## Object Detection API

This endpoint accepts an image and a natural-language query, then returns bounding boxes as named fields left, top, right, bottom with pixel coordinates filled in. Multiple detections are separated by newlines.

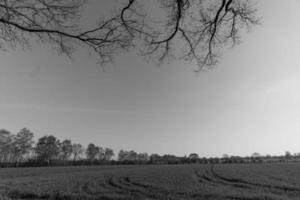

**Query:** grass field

left=1, top=163, right=300, bottom=200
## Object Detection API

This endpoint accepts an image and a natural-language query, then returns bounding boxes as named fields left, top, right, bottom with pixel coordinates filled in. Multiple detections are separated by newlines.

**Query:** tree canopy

left=0, top=0, right=259, bottom=70
left=35, top=135, right=60, bottom=165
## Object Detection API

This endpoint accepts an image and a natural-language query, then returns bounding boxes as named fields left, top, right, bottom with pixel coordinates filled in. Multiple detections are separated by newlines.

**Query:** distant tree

left=137, top=153, right=149, bottom=162
left=294, top=153, right=300, bottom=158
left=149, top=154, right=162, bottom=164
left=250, top=152, right=262, bottom=163
left=60, top=139, right=73, bottom=161
left=0, top=129, right=14, bottom=165
left=188, top=153, right=199, bottom=163
left=72, top=143, right=83, bottom=161
left=0, top=129, right=10, bottom=143
left=104, top=148, right=114, bottom=161
left=162, top=154, right=180, bottom=164
left=117, top=150, right=137, bottom=161
left=35, top=135, right=60, bottom=166
left=118, top=150, right=126, bottom=161
left=251, top=152, right=261, bottom=158
left=128, top=150, right=138, bottom=161
left=13, top=128, right=35, bottom=165
left=86, top=143, right=99, bottom=161
left=97, top=147, right=105, bottom=161
left=285, top=151, right=292, bottom=159
left=222, top=154, right=229, bottom=158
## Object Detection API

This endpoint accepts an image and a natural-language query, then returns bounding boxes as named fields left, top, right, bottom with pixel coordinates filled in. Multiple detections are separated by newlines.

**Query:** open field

left=1, top=163, right=300, bottom=200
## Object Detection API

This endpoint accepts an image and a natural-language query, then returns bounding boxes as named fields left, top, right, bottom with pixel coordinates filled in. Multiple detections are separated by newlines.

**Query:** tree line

left=1, top=128, right=299, bottom=168
left=0, top=128, right=115, bottom=167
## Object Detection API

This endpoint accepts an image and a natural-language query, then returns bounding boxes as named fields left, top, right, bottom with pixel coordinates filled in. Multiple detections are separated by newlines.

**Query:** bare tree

left=13, top=128, right=35, bottom=166
left=0, top=0, right=258, bottom=70
left=0, top=129, right=13, bottom=165
left=60, top=139, right=73, bottom=161
left=85, top=143, right=99, bottom=161
left=104, top=148, right=114, bottom=161
left=97, top=146, right=105, bottom=161
left=72, top=143, right=83, bottom=162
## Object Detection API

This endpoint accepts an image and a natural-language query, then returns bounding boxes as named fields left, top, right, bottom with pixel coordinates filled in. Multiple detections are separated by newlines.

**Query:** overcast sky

left=1, top=0, right=300, bottom=157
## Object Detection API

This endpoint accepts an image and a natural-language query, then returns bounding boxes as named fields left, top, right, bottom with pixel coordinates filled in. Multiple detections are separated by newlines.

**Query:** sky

left=1, top=0, right=300, bottom=157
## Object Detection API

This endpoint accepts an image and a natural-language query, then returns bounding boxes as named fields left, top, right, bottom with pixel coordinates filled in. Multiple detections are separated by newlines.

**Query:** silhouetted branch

left=0, top=0, right=259, bottom=70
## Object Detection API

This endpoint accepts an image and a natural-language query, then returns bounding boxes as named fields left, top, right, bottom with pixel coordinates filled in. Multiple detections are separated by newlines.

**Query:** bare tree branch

left=0, top=0, right=259, bottom=70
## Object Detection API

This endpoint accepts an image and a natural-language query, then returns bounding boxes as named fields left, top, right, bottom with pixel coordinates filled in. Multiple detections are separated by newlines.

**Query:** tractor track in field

left=105, top=176, right=220, bottom=200
left=195, top=169, right=218, bottom=186
left=197, top=165, right=300, bottom=197
left=211, top=166, right=300, bottom=193
left=105, top=176, right=173, bottom=200
left=195, top=168, right=250, bottom=189
left=193, top=165, right=300, bottom=200
left=193, top=169, right=275, bottom=200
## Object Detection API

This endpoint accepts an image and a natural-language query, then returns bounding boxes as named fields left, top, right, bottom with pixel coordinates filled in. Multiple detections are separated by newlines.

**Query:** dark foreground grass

left=1, top=163, right=300, bottom=200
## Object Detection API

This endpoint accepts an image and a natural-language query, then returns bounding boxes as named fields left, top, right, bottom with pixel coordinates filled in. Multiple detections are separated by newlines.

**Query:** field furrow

left=1, top=164, right=300, bottom=200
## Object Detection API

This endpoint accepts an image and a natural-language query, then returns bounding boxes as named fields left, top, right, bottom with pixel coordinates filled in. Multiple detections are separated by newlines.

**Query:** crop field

left=1, top=163, right=300, bottom=200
